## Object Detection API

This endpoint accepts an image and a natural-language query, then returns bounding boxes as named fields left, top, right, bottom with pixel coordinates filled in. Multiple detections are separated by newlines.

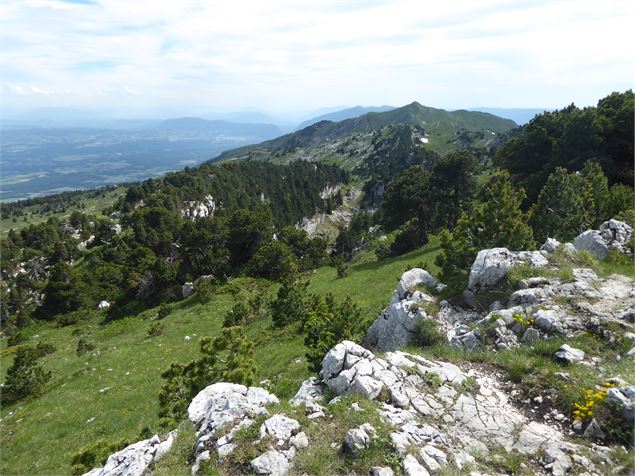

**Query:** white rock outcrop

left=467, top=247, right=548, bottom=294
left=365, top=268, right=442, bottom=351
left=81, top=431, right=177, bottom=476
left=182, top=195, right=216, bottom=219
left=573, top=219, right=633, bottom=259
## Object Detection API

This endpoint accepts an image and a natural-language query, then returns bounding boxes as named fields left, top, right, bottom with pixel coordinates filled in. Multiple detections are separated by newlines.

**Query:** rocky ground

left=81, top=221, right=634, bottom=476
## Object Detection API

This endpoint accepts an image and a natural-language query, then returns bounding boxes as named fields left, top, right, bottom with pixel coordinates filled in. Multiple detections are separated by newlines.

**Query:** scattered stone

left=403, top=454, right=430, bottom=476
left=555, top=344, right=585, bottom=364
left=250, top=449, right=290, bottom=476
left=259, top=414, right=300, bottom=442
left=289, top=377, right=323, bottom=406
left=343, top=427, right=371, bottom=453
left=371, top=467, right=395, bottom=476
left=467, top=247, right=547, bottom=294
left=540, top=237, right=561, bottom=253
left=522, top=327, right=540, bottom=343
left=289, top=432, right=309, bottom=450
left=366, top=268, right=442, bottom=351
left=605, top=386, right=635, bottom=422
left=182, top=282, right=194, bottom=299
left=582, top=418, right=606, bottom=441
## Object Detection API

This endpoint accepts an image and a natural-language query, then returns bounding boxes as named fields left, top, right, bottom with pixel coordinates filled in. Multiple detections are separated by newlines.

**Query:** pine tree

left=2, top=346, right=52, bottom=405
left=158, top=327, right=256, bottom=428
left=436, top=171, right=534, bottom=294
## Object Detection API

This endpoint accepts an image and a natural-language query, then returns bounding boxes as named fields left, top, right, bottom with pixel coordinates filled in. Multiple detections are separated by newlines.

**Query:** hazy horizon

left=2, top=0, right=633, bottom=120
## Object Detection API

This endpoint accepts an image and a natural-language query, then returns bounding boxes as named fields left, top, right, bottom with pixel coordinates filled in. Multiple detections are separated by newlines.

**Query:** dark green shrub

left=157, top=304, right=171, bottom=319
left=76, top=337, right=96, bottom=356
left=148, top=322, right=165, bottom=337
left=271, top=273, right=310, bottom=328
left=35, top=341, right=57, bottom=357
left=158, top=327, right=257, bottom=428
left=70, top=438, right=129, bottom=475
left=2, top=346, right=52, bottom=405
left=55, top=309, right=97, bottom=327
left=195, top=278, right=217, bottom=304
left=336, top=260, right=350, bottom=278
left=304, top=294, right=365, bottom=371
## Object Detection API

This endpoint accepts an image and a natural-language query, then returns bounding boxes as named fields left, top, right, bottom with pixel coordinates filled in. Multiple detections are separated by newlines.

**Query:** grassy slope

left=0, top=237, right=442, bottom=476
left=0, top=187, right=126, bottom=236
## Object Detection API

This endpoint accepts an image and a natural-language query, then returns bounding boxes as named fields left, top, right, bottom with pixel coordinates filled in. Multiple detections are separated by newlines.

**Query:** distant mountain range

left=215, top=101, right=517, bottom=163
left=467, top=107, right=550, bottom=125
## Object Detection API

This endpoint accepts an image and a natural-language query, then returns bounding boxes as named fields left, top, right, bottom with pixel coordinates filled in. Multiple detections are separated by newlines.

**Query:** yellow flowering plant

left=512, top=312, right=535, bottom=327
left=572, top=382, right=614, bottom=420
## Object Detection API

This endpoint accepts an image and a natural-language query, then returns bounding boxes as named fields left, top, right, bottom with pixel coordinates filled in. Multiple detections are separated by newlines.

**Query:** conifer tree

left=436, top=171, right=534, bottom=294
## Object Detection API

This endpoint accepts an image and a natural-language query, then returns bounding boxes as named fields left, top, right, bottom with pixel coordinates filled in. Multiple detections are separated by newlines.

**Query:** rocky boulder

left=366, top=268, right=442, bottom=351
left=467, top=248, right=548, bottom=294
left=573, top=219, right=633, bottom=260
left=82, top=431, right=177, bottom=476
left=555, top=344, right=585, bottom=364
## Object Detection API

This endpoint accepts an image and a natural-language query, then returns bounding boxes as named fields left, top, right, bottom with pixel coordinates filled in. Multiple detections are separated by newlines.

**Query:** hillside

left=296, top=106, right=395, bottom=130
left=214, top=101, right=517, bottom=164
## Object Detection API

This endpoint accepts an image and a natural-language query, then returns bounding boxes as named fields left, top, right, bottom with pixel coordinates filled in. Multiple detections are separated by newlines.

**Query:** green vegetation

left=1, top=186, right=126, bottom=236
left=0, top=240, right=442, bottom=475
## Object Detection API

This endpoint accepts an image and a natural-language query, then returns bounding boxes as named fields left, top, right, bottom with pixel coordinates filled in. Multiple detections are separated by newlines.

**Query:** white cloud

left=1, top=0, right=633, bottom=115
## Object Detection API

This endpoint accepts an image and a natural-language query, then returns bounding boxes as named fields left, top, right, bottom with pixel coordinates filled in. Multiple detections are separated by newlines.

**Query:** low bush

left=70, top=438, right=129, bottom=475
left=76, top=337, right=96, bottom=356
left=35, top=341, right=57, bottom=357
left=2, top=346, right=52, bottom=406
left=148, top=322, right=166, bottom=337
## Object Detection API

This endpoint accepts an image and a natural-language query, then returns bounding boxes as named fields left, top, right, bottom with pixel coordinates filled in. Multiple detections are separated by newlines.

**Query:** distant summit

left=215, top=101, right=517, bottom=163
left=296, top=105, right=395, bottom=130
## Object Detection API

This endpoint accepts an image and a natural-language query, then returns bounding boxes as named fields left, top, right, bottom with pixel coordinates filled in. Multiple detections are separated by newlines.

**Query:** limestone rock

left=259, top=414, right=300, bottom=441
left=82, top=431, right=177, bottom=476
left=582, top=418, right=606, bottom=441
left=366, top=268, right=442, bottom=351
left=250, top=449, right=290, bottom=476
left=574, top=219, right=633, bottom=260
left=289, top=377, right=323, bottom=407
left=343, top=427, right=371, bottom=453
left=605, top=386, right=635, bottom=422
left=182, top=282, right=194, bottom=299
left=403, top=454, right=430, bottom=476
left=371, top=467, right=395, bottom=476
left=540, top=237, right=561, bottom=253
left=555, top=344, right=585, bottom=364
left=396, top=268, right=444, bottom=299
left=188, top=383, right=278, bottom=428
left=467, top=248, right=547, bottom=294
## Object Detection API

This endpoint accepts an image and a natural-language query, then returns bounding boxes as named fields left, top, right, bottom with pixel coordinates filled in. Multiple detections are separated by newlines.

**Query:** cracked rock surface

left=318, top=340, right=600, bottom=475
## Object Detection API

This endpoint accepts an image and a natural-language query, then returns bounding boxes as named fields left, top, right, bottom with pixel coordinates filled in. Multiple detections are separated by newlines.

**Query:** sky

left=1, top=0, right=634, bottom=119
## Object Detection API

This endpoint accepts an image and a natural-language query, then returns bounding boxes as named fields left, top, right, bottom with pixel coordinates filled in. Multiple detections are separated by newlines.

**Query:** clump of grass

left=415, top=319, right=446, bottom=347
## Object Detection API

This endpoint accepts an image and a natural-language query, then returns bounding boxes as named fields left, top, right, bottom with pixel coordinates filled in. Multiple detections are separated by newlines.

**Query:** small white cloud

left=122, top=84, right=141, bottom=96
left=30, top=86, right=50, bottom=95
